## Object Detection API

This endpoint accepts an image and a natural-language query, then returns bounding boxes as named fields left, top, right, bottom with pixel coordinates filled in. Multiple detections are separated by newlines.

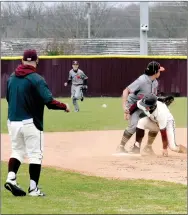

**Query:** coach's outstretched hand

left=65, top=103, right=70, bottom=112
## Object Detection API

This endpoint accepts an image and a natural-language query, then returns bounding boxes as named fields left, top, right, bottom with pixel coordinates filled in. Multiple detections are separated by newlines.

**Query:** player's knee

left=126, top=126, right=136, bottom=135
left=28, top=152, right=43, bottom=165
left=11, top=151, right=25, bottom=163
left=73, top=96, right=78, bottom=100
left=148, top=131, right=158, bottom=137
left=123, top=130, right=133, bottom=138
left=137, top=119, right=145, bottom=130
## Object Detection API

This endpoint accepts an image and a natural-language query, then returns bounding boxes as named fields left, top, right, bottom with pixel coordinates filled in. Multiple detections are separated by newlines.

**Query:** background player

left=5, top=49, right=70, bottom=197
left=64, top=61, right=88, bottom=112
left=132, top=93, right=187, bottom=156
left=116, top=61, right=165, bottom=154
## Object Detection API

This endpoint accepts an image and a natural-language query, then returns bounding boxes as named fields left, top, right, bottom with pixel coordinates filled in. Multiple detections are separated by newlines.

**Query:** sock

left=73, top=98, right=79, bottom=111
left=120, top=130, right=133, bottom=147
left=135, top=128, right=145, bottom=147
left=134, top=141, right=141, bottom=148
left=29, top=164, right=41, bottom=190
left=30, top=180, right=37, bottom=191
left=8, top=158, right=21, bottom=178
left=7, top=171, right=16, bottom=180
left=147, top=131, right=158, bottom=146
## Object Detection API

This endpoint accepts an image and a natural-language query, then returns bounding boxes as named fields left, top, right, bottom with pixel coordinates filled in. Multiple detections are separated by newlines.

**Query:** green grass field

left=1, top=162, right=187, bottom=214
left=1, top=97, right=187, bottom=214
left=1, top=97, right=187, bottom=133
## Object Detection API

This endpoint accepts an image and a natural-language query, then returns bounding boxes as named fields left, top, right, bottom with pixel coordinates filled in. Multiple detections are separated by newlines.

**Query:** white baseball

left=64, top=82, right=68, bottom=87
left=102, top=104, right=107, bottom=108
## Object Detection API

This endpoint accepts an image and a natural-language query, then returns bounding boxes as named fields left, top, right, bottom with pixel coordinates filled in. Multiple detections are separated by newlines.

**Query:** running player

left=64, top=61, right=88, bottom=112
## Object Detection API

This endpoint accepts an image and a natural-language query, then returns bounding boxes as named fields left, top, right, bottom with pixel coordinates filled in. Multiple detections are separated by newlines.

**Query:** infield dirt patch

left=1, top=128, right=187, bottom=185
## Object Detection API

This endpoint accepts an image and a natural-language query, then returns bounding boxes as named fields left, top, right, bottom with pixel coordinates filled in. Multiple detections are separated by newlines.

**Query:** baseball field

left=1, top=97, right=187, bottom=214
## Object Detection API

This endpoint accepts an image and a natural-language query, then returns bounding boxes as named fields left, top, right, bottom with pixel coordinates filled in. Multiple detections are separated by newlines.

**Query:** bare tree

left=1, top=1, right=187, bottom=39
left=149, top=2, right=187, bottom=38
left=1, top=2, right=19, bottom=37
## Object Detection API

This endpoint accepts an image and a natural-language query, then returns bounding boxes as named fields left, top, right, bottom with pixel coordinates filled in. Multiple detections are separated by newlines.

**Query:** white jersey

left=137, top=100, right=174, bottom=129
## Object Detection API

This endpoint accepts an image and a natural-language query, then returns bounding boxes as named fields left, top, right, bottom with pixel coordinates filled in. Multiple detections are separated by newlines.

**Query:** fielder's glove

left=81, top=85, right=88, bottom=91
left=157, top=95, right=174, bottom=106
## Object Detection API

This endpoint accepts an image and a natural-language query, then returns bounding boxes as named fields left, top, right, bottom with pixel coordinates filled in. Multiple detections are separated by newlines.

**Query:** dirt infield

left=1, top=128, right=187, bottom=185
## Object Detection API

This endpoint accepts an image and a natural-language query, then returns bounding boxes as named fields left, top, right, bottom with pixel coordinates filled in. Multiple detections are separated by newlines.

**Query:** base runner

left=64, top=61, right=88, bottom=112
left=132, top=93, right=187, bottom=156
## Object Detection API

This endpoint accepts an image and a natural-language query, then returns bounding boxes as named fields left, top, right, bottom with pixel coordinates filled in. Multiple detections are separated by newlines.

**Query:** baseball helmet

left=145, top=61, right=165, bottom=76
left=139, top=93, right=157, bottom=111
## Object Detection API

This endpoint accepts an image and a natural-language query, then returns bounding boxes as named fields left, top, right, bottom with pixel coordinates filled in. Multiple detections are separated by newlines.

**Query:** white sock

left=135, top=142, right=140, bottom=148
left=7, top=171, right=16, bottom=180
left=30, top=180, right=37, bottom=191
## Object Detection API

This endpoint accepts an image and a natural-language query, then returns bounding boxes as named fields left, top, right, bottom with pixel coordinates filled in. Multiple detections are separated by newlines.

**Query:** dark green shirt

left=6, top=72, right=53, bottom=131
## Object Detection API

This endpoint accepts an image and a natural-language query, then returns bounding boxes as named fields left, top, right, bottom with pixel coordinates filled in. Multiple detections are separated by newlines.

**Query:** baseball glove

left=81, top=85, right=88, bottom=91
left=157, top=95, right=174, bottom=106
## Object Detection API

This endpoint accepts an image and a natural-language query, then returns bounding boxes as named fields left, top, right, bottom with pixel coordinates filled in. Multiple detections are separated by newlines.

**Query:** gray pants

left=126, top=109, right=143, bottom=134
left=71, top=85, right=83, bottom=111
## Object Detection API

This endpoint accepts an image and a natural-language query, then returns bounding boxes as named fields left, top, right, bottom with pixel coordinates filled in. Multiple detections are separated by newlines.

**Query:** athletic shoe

left=28, top=187, right=45, bottom=197
left=142, top=145, right=155, bottom=155
left=75, top=109, right=79, bottom=112
left=4, top=179, right=26, bottom=196
left=116, top=145, right=128, bottom=153
left=81, top=97, right=84, bottom=102
left=128, top=145, right=141, bottom=155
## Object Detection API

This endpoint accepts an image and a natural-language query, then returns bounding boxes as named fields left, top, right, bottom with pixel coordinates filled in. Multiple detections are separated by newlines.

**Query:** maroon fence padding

left=1, top=57, right=187, bottom=98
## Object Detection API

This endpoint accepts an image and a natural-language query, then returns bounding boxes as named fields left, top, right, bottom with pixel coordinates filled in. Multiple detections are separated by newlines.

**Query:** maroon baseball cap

left=23, top=49, right=38, bottom=62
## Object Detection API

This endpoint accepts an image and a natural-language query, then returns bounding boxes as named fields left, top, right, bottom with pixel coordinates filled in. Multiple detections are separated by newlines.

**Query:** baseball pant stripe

left=39, top=131, right=43, bottom=164
left=172, top=120, right=177, bottom=147
left=40, top=131, right=41, bottom=152
left=166, top=120, right=177, bottom=150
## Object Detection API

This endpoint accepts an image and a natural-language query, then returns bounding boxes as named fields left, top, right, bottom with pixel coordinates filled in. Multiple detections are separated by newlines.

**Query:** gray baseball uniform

left=126, top=74, right=158, bottom=134
left=68, top=69, right=88, bottom=111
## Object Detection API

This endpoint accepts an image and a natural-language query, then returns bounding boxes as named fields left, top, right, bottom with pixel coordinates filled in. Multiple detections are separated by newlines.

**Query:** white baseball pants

left=137, top=117, right=178, bottom=151
left=7, top=118, right=43, bottom=164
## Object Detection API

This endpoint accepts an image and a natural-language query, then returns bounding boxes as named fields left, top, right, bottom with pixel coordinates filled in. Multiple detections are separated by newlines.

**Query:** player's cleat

left=142, top=145, right=155, bottom=155
left=28, top=187, right=45, bottom=197
left=116, top=145, right=128, bottom=153
left=128, top=145, right=140, bottom=155
left=75, top=109, right=79, bottom=112
left=4, top=179, right=26, bottom=197
left=114, top=145, right=141, bottom=156
left=81, top=97, right=84, bottom=102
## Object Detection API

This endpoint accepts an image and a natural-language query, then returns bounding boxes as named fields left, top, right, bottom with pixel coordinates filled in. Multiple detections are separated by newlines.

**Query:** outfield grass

left=1, top=97, right=187, bottom=133
left=1, top=162, right=187, bottom=214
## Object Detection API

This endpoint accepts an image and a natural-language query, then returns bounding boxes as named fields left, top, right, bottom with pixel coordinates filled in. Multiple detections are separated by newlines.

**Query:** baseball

left=102, top=104, right=107, bottom=108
